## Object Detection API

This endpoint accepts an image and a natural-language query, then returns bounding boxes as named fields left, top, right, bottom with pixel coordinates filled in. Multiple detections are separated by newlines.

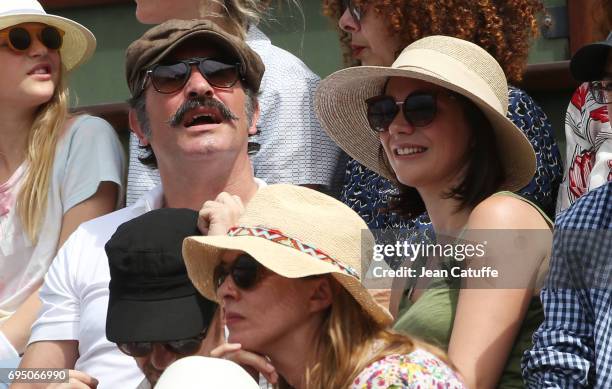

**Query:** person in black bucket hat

left=105, top=208, right=217, bottom=389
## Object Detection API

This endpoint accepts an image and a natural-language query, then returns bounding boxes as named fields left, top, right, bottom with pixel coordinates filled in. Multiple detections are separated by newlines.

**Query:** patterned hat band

left=227, top=226, right=360, bottom=279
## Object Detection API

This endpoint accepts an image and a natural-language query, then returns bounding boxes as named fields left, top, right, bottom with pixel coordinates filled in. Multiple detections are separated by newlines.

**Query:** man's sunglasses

left=117, top=332, right=206, bottom=357
left=366, top=92, right=448, bottom=132
left=341, top=0, right=362, bottom=24
left=0, top=25, right=63, bottom=53
left=144, top=57, right=242, bottom=94
left=213, top=254, right=265, bottom=291
left=590, top=80, right=612, bottom=104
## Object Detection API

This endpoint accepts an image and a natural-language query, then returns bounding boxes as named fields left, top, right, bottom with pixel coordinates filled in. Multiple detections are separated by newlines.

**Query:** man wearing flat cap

left=17, top=19, right=265, bottom=389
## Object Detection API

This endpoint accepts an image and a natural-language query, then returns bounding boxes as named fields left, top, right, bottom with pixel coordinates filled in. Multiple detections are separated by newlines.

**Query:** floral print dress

left=351, top=349, right=466, bottom=388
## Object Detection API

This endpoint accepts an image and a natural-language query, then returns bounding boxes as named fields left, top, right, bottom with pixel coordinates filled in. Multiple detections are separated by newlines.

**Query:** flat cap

left=125, top=19, right=265, bottom=96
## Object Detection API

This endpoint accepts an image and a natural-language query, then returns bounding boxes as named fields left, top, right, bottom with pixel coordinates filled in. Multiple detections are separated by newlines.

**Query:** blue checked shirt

left=522, top=182, right=612, bottom=388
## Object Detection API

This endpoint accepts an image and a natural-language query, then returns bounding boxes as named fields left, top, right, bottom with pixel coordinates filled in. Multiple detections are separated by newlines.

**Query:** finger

left=224, top=349, right=277, bottom=376
left=67, top=370, right=98, bottom=388
left=210, top=342, right=242, bottom=358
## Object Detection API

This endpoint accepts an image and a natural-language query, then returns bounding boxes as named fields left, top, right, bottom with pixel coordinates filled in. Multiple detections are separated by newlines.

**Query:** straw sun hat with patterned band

left=183, top=184, right=393, bottom=326
left=315, top=35, right=536, bottom=192
left=0, top=0, right=96, bottom=71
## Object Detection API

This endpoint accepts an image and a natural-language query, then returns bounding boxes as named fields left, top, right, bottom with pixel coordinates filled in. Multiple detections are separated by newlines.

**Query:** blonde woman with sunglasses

left=0, top=0, right=124, bottom=358
left=183, top=184, right=466, bottom=389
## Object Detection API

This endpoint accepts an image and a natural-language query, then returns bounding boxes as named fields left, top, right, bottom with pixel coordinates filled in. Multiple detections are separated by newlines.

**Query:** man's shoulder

left=556, top=182, right=612, bottom=230
left=72, top=204, right=147, bottom=245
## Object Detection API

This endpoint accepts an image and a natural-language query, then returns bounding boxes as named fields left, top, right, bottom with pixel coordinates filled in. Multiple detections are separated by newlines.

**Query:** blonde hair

left=198, top=0, right=300, bottom=39
left=17, top=69, right=70, bottom=243
left=300, top=281, right=453, bottom=388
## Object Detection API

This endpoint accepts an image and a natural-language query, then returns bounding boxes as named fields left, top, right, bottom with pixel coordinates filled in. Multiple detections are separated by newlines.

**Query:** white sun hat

left=0, top=0, right=96, bottom=71
left=155, top=356, right=260, bottom=389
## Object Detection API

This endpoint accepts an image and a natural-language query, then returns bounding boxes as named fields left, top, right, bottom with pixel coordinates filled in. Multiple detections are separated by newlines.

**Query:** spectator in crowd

left=105, top=209, right=219, bottom=389
left=15, top=19, right=266, bottom=389
left=316, top=35, right=553, bottom=388
left=522, top=33, right=612, bottom=388
left=556, top=0, right=611, bottom=213
left=182, top=184, right=467, bottom=388
left=321, top=0, right=562, bottom=229
left=0, top=0, right=124, bottom=360
left=126, top=0, right=342, bottom=205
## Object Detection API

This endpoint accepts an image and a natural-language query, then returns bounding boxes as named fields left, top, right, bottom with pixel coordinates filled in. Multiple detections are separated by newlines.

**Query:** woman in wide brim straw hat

left=0, top=0, right=124, bottom=358
left=315, top=35, right=554, bottom=388
left=183, top=184, right=466, bottom=388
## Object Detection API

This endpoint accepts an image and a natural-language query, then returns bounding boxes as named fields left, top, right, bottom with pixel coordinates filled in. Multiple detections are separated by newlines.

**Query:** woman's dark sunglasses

left=117, top=333, right=206, bottom=357
left=366, top=92, right=440, bottom=132
left=341, top=0, right=362, bottom=24
left=213, top=254, right=264, bottom=291
left=0, top=25, right=63, bottom=53
left=144, top=57, right=242, bottom=94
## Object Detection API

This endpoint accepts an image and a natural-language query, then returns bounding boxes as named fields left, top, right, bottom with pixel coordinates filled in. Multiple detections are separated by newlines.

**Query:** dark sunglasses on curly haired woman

left=117, top=332, right=206, bottom=358
left=0, top=24, right=64, bottom=53
left=341, top=0, right=362, bottom=24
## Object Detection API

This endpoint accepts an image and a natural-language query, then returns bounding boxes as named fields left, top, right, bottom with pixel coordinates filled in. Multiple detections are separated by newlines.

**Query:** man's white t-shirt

left=30, top=179, right=266, bottom=389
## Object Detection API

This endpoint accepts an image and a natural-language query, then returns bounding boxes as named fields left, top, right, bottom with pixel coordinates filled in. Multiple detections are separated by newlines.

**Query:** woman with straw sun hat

left=183, top=184, right=466, bottom=388
left=0, top=0, right=124, bottom=358
left=315, top=35, right=553, bottom=388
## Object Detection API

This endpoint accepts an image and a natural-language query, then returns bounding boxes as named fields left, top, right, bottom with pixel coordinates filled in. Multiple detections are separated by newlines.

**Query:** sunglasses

left=213, top=254, right=265, bottom=291
left=117, top=332, right=206, bottom=358
left=144, top=57, right=242, bottom=94
left=0, top=25, right=63, bottom=53
left=366, top=91, right=449, bottom=132
left=341, top=0, right=362, bottom=24
left=590, top=80, right=612, bottom=104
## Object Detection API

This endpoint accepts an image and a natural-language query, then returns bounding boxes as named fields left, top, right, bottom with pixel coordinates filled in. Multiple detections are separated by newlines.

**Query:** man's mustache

left=167, top=96, right=238, bottom=127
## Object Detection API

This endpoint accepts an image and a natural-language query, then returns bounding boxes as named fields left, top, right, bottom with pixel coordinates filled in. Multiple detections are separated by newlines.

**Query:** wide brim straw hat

left=183, top=184, right=393, bottom=326
left=315, top=35, right=536, bottom=192
left=0, top=0, right=96, bottom=71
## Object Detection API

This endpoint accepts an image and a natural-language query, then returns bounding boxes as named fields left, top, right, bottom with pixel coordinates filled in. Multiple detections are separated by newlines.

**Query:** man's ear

left=247, top=100, right=260, bottom=136
left=129, top=108, right=149, bottom=146
left=308, top=277, right=333, bottom=314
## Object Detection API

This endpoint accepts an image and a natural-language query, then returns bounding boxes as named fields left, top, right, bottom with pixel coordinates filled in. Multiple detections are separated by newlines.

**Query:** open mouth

left=183, top=109, right=223, bottom=127
left=395, top=146, right=427, bottom=156
left=28, top=64, right=51, bottom=75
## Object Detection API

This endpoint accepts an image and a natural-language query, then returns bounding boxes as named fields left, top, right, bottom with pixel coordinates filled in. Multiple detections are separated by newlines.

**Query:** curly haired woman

left=322, top=0, right=562, bottom=232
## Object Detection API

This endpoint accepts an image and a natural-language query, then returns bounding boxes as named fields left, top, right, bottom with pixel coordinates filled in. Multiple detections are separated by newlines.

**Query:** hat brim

left=106, top=293, right=215, bottom=343
left=570, top=41, right=612, bottom=82
left=315, top=66, right=536, bottom=192
left=0, top=14, right=96, bottom=71
left=182, top=235, right=393, bottom=326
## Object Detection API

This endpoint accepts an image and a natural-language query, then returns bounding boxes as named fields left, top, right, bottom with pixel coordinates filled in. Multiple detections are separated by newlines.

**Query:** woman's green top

left=393, top=192, right=552, bottom=388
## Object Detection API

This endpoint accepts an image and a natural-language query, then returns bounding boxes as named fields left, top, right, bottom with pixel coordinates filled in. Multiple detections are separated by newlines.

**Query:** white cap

left=155, top=356, right=260, bottom=389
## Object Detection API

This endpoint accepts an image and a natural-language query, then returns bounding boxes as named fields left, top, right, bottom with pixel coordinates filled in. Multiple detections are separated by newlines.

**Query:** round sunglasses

left=589, top=80, right=612, bottom=105
left=143, top=57, right=242, bottom=94
left=213, top=254, right=265, bottom=291
left=0, top=25, right=63, bottom=53
left=117, top=332, right=206, bottom=358
left=366, top=91, right=445, bottom=132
